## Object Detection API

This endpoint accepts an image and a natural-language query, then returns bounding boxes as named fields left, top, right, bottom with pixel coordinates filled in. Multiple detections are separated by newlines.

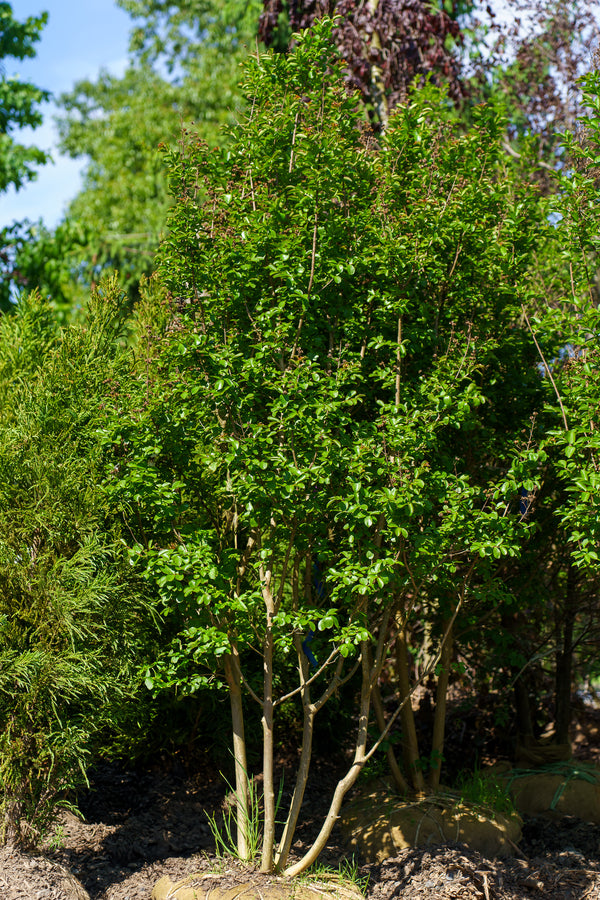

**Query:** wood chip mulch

left=2, top=763, right=600, bottom=900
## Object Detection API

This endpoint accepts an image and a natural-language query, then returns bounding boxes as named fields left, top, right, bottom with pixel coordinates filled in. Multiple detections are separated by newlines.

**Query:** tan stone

left=214, top=882, right=256, bottom=899
left=151, top=875, right=204, bottom=899
left=152, top=873, right=364, bottom=900
left=340, top=783, right=521, bottom=863
left=498, top=764, right=600, bottom=823
left=151, top=876, right=174, bottom=900
left=172, top=889, right=201, bottom=900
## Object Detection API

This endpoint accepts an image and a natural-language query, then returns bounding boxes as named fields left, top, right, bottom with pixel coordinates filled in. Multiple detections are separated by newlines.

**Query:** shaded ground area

left=367, top=837, right=600, bottom=900
left=2, top=760, right=600, bottom=900
left=4, top=697, right=600, bottom=898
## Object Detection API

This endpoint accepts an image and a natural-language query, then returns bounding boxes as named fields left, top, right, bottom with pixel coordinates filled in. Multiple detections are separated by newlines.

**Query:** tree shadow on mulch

left=365, top=835, right=600, bottom=900
left=51, top=756, right=350, bottom=899
left=44, top=759, right=600, bottom=900
left=51, top=763, right=220, bottom=898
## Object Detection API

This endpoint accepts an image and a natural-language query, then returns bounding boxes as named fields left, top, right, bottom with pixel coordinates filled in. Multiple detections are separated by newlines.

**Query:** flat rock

left=340, top=782, right=521, bottom=863
left=152, top=872, right=364, bottom=900
left=496, top=762, right=600, bottom=823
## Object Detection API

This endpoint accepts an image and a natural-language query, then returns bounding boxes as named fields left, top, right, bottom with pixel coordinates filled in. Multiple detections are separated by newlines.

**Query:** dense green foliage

left=2, top=0, right=600, bottom=874
left=99, top=22, right=558, bottom=872
left=0, top=2, right=49, bottom=194
left=0, top=280, right=156, bottom=846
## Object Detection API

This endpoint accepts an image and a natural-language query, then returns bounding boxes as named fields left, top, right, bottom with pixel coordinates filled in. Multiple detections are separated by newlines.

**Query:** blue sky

left=1, top=0, right=133, bottom=229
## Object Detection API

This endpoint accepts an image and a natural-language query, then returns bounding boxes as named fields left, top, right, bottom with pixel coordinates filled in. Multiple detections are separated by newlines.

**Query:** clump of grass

left=206, top=775, right=264, bottom=863
left=206, top=772, right=284, bottom=865
left=453, top=765, right=516, bottom=818
left=300, top=856, right=370, bottom=896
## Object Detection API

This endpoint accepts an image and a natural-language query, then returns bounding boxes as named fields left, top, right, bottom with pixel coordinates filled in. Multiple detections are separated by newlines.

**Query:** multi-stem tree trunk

left=224, top=651, right=250, bottom=860
left=283, top=607, right=393, bottom=876
left=428, top=620, right=453, bottom=791
left=274, top=633, right=315, bottom=871
left=555, top=564, right=577, bottom=745
left=283, top=639, right=375, bottom=877
left=395, top=616, right=425, bottom=793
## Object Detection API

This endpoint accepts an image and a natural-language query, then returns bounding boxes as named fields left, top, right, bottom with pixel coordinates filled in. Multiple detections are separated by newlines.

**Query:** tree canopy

left=0, top=2, right=50, bottom=194
left=100, top=20, right=563, bottom=873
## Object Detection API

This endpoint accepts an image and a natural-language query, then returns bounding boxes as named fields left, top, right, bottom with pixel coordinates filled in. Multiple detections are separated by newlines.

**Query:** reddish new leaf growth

left=258, top=0, right=465, bottom=127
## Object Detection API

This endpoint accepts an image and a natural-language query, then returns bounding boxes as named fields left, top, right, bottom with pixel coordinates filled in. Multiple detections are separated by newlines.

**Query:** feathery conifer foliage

left=0, top=279, right=154, bottom=847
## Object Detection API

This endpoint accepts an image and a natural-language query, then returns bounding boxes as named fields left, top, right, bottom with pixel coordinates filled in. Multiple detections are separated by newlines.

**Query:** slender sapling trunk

left=427, top=620, right=453, bottom=791
left=260, top=558, right=276, bottom=873
left=224, top=650, right=250, bottom=860
left=395, top=617, right=425, bottom=792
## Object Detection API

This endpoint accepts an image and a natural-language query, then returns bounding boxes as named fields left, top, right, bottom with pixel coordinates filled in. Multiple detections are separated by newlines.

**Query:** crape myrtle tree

left=106, top=21, right=543, bottom=875
left=524, top=66, right=600, bottom=739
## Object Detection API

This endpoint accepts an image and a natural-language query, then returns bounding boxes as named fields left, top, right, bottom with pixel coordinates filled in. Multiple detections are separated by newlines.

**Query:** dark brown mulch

left=365, top=837, right=600, bottom=899
left=3, top=761, right=600, bottom=899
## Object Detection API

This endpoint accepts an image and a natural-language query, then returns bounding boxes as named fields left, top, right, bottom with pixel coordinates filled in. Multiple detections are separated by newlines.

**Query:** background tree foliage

left=0, top=2, right=52, bottom=312
left=0, top=2, right=49, bottom=194
left=259, top=0, right=469, bottom=128
left=8, top=0, right=594, bottom=309
left=55, top=66, right=181, bottom=301
left=0, top=217, right=89, bottom=316
left=470, top=0, right=599, bottom=174
left=47, top=0, right=262, bottom=303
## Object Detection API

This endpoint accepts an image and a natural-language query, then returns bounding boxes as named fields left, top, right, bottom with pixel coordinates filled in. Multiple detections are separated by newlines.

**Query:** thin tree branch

left=522, top=306, right=568, bottom=430
left=363, top=572, right=471, bottom=764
